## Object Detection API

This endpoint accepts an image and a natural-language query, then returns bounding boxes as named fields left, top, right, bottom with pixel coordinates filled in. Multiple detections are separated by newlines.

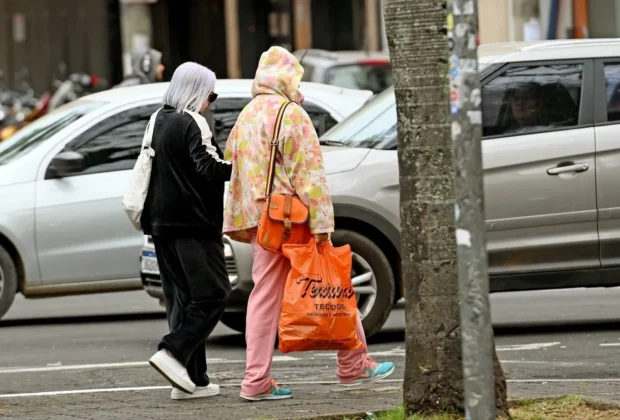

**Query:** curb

left=285, top=396, right=620, bottom=420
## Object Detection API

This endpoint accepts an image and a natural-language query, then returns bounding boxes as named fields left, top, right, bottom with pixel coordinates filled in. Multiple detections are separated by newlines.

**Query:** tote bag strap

left=264, top=101, right=292, bottom=197
left=142, top=108, right=162, bottom=150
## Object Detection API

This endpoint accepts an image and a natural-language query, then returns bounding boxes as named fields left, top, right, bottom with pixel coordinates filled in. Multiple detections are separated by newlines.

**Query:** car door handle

left=546, top=163, right=589, bottom=175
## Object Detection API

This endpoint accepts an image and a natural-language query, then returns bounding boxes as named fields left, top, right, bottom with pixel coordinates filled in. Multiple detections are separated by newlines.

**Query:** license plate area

left=141, top=250, right=159, bottom=275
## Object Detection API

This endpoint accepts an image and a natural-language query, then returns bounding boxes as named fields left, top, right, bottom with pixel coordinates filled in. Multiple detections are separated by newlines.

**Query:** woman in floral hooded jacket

left=224, top=46, right=394, bottom=401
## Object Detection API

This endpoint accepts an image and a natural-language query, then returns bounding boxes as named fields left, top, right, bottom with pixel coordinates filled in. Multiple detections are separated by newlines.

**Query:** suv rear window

left=324, top=63, right=393, bottom=94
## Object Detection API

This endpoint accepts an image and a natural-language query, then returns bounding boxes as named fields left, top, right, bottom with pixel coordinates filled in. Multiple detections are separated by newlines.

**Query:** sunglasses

left=208, top=92, right=218, bottom=103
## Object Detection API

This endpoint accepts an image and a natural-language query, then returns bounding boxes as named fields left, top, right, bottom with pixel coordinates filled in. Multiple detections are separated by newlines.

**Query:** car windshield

left=319, top=63, right=502, bottom=150
left=320, top=86, right=397, bottom=150
left=301, top=62, right=315, bottom=82
left=0, top=99, right=105, bottom=165
left=325, top=63, right=393, bottom=93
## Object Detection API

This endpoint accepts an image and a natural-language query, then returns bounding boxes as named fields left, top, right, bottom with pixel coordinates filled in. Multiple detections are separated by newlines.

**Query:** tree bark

left=383, top=0, right=511, bottom=417
left=384, top=0, right=464, bottom=414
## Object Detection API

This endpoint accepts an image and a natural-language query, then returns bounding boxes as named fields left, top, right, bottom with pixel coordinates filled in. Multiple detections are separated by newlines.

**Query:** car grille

left=143, top=255, right=238, bottom=279
left=226, top=257, right=236, bottom=275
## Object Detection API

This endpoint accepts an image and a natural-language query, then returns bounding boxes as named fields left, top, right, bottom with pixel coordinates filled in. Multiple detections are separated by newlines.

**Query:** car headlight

left=224, top=243, right=233, bottom=258
left=143, top=235, right=154, bottom=247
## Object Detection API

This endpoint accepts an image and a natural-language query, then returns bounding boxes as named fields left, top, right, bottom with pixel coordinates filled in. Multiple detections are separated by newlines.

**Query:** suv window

left=482, top=63, right=583, bottom=137
left=603, top=64, right=620, bottom=122
left=303, top=101, right=338, bottom=136
left=63, top=105, right=159, bottom=176
left=212, top=97, right=252, bottom=149
left=211, top=97, right=338, bottom=148
left=301, top=62, right=315, bottom=82
left=325, top=63, right=393, bottom=94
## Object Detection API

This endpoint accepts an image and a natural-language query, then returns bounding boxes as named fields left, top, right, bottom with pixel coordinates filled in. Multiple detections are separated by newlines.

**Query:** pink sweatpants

left=240, top=233, right=369, bottom=396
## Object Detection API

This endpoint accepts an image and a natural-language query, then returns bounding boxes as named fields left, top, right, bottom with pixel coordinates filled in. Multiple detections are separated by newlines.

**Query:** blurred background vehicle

left=294, top=49, right=392, bottom=94
left=0, top=80, right=371, bottom=320
left=0, top=65, right=107, bottom=142
left=47, top=64, right=109, bottom=112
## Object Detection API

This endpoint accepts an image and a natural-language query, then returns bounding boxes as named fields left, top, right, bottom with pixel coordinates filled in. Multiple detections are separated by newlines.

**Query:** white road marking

left=600, top=343, right=620, bottom=347
left=500, top=360, right=603, bottom=367
left=0, top=361, right=149, bottom=374
left=0, top=386, right=171, bottom=398
left=496, top=342, right=561, bottom=351
left=4, top=378, right=620, bottom=399
left=272, top=355, right=301, bottom=361
left=0, top=380, right=405, bottom=398
left=508, top=379, right=620, bottom=383
left=313, top=348, right=406, bottom=359
left=0, top=356, right=301, bottom=375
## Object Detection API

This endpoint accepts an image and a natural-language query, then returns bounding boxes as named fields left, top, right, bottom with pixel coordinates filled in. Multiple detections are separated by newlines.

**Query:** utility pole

left=448, top=1, right=496, bottom=419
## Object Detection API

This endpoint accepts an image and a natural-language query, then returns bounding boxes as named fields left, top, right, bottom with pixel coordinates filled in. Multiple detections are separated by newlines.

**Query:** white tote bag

left=122, top=109, right=161, bottom=231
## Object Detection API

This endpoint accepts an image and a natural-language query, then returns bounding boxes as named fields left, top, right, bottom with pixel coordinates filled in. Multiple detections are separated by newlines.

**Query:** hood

left=251, top=46, right=303, bottom=102
left=321, top=147, right=370, bottom=175
left=129, top=49, right=162, bottom=83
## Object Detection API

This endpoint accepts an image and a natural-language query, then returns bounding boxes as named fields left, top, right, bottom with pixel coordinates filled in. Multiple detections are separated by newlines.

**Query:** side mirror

left=46, top=151, right=85, bottom=179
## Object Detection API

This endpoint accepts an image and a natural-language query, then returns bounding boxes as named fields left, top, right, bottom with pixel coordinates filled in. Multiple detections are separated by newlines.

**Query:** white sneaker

left=149, top=349, right=196, bottom=394
left=171, top=383, right=220, bottom=400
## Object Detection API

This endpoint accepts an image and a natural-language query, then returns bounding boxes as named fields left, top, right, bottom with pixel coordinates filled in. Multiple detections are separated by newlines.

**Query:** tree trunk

left=384, top=0, right=464, bottom=414
left=383, top=0, right=511, bottom=417
left=494, top=340, right=512, bottom=418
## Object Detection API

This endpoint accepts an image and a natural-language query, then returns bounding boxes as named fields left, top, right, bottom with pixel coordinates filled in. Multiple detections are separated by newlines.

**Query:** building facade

left=479, top=0, right=620, bottom=44
left=5, top=0, right=620, bottom=94
left=0, top=0, right=123, bottom=94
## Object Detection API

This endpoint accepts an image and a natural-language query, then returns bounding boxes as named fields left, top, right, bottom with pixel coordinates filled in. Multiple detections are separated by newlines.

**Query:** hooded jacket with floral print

left=223, top=46, right=334, bottom=243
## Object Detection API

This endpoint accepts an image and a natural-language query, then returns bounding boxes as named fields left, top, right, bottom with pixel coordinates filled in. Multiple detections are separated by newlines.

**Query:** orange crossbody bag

left=257, top=101, right=311, bottom=254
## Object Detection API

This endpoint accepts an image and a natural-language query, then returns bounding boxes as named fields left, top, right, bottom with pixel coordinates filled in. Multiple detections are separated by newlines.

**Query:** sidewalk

left=0, top=358, right=404, bottom=420
left=0, top=381, right=402, bottom=420
left=4, top=361, right=620, bottom=420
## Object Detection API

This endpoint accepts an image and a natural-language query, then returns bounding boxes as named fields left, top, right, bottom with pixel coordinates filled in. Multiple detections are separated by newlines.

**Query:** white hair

left=162, top=62, right=216, bottom=112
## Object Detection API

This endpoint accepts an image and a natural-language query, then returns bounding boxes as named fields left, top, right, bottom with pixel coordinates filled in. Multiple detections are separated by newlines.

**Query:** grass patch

left=362, top=396, right=620, bottom=420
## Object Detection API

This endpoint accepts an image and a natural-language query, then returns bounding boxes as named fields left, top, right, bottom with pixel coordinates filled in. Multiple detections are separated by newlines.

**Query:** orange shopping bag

left=278, top=239, right=365, bottom=353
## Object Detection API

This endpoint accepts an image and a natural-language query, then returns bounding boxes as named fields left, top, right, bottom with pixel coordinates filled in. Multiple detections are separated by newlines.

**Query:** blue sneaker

left=340, top=358, right=395, bottom=387
left=240, top=379, right=292, bottom=401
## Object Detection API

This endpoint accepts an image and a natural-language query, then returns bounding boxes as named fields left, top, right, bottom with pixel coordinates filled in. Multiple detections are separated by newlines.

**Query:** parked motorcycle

left=0, top=65, right=106, bottom=142
left=0, top=69, right=50, bottom=141
left=48, top=66, right=108, bottom=112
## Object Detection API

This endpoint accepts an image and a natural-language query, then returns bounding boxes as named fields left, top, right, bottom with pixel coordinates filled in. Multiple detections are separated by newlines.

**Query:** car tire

left=220, top=312, right=247, bottom=333
left=0, top=245, right=18, bottom=320
left=331, top=229, right=395, bottom=339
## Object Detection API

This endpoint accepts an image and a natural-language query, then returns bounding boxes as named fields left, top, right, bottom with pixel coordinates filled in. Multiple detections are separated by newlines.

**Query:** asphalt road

left=2, top=288, right=620, bottom=418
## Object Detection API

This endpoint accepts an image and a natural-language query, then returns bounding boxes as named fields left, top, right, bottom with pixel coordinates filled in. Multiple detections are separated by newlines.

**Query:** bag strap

left=264, top=101, right=293, bottom=197
left=142, top=108, right=162, bottom=149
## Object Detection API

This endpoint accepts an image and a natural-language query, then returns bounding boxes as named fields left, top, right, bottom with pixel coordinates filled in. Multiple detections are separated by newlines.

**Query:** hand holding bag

left=257, top=101, right=310, bottom=254
left=122, top=108, right=161, bottom=231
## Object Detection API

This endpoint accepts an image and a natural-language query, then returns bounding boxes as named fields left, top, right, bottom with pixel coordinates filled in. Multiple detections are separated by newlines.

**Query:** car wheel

left=0, top=245, right=18, bottom=320
left=220, top=312, right=246, bottom=333
left=331, top=229, right=395, bottom=339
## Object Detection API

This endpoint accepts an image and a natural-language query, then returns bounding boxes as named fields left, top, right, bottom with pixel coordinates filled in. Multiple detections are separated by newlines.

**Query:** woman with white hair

left=142, top=62, right=232, bottom=400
